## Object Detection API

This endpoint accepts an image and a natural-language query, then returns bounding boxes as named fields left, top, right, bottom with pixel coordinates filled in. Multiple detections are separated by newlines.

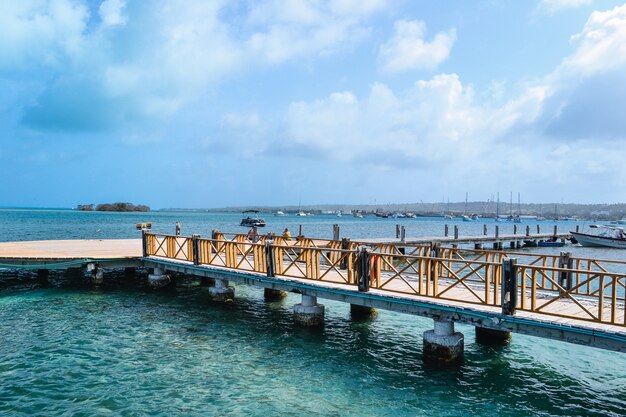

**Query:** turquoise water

left=1, top=209, right=625, bottom=416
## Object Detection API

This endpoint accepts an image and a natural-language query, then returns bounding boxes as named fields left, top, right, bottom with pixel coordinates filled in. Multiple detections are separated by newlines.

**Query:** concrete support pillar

left=293, top=294, right=324, bottom=326
left=264, top=288, right=287, bottom=301
left=148, top=267, right=171, bottom=289
left=423, top=319, right=464, bottom=364
left=350, top=304, right=377, bottom=320
left=475, top=327, right=511, bottom=346
left=88, top=263, right=104, bottom=287
left=474, top=243, right=483, bottom=250
left=208, top=278, right=234, bottom=302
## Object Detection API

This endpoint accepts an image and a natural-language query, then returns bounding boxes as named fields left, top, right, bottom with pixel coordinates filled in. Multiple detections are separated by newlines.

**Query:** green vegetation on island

left=77, top=203, right=150, bottom=212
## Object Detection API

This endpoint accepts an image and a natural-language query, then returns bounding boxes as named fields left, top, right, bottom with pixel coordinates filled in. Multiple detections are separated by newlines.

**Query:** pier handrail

left=143, top=232, right=626, bottom=327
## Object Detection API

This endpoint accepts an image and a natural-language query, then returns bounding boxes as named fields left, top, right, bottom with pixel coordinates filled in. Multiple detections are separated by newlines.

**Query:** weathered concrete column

left=208, top=278, right=234, bottom=302
left=423, top=319, right=464, bottom=364
left=350, top=304, right=377, bottom=320
left=148, top=267, right=171, bottom=289
left=86, top=263, right=105, bottom=287
left=293, top=294, right=324, bottom=326
left=475, top=327, right=511, bottom=346
left=264, top=288, right=287, bottom=301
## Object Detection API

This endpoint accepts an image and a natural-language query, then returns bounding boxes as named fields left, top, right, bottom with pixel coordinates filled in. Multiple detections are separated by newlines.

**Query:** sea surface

left=0, top=209, right=625, bottom=416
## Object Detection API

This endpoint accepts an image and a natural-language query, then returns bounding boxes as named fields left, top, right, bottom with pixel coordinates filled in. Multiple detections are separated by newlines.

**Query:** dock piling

left=208, top=278, right=234, bottom=302
left=294, top=295, right=324, bottom=326
left=148, top=267, right=171, bottom=289
left=423, top=319, right=464, bottom=364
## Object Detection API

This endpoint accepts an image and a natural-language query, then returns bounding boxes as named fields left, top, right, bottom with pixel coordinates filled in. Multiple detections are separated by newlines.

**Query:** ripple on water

left=1, top=285, right=625, bottom=416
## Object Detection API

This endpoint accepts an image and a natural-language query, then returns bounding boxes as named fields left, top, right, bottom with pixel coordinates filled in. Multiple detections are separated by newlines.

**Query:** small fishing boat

left=274, top=211, right=286, bottom=216
left=240, top=210, right=266, bottom=227
left=570, top=225, right=626, bottom=248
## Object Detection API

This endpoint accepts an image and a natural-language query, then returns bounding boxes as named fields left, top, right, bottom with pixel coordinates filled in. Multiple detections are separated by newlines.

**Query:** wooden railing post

left=429, top=242, right=440, bottom=282
left=265, top=240, right=275, bottom=277
left=501, top=257, right=518, bottom=315
left=558, top=251, right=573, bottom=292
left=142, top=230, right=148, bottom=257
left=357, top=247, right=370, bottom=292
left=340, top=238, right=350, bottom=269
left=192, top=234, right=200, bottom=265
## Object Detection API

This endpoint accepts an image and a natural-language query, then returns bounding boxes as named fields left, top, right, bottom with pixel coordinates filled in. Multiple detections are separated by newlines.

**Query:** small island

left=77, top=202, right=150, bottom=212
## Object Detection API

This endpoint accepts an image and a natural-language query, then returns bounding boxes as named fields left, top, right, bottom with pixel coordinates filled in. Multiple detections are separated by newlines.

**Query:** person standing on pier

left=247, top=226, right=259, bottom=242
left=282, top=228, right=292, bottom=241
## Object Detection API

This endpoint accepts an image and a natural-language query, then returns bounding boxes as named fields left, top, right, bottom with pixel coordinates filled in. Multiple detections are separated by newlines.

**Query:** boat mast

left=496, top=192, right=500, bottom=219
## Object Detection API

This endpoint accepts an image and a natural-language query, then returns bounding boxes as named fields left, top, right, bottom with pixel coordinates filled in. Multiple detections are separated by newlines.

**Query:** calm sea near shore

left=1, top=209, right=625, bottom=416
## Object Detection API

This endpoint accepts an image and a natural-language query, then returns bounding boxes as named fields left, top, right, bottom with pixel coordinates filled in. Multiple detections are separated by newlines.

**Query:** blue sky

left=1, top=0, right=626, bottom=208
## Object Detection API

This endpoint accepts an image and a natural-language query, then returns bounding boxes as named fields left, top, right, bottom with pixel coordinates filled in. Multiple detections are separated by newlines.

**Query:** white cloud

left=526, top=4, right=626, bottom=140
left=379, top=20, right=456, bottom=73
left=560, top=4, right=626, bottom=75
left=539, top=0, right=592, bottom=13
left=284, top=74, right=503, bottom=165
left=246, top=0, right=387, bottom=64
left=1, top=0, right=390, bottom=132
left=99, top=0, right=127, bottom=27
left=271, top=2, right=626, bottom=195
left=0, top=0, right=88, bottom=69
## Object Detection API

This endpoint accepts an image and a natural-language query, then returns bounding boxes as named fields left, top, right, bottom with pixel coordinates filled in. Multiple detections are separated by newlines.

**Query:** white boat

left=570, top=225, right=626, bottom=248
left=274, top=211, right=286, bottom=216
left=296, top=211, right=307, bottom=217
left=462, top=215, right=473, bottom=222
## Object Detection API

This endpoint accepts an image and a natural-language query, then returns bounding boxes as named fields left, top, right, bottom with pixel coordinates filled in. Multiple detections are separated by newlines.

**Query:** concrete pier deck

left=1, top=235, right=624, bottom=354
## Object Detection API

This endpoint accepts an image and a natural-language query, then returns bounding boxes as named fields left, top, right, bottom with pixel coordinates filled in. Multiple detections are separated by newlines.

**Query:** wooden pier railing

left=143, top=232, right=626, bottom=328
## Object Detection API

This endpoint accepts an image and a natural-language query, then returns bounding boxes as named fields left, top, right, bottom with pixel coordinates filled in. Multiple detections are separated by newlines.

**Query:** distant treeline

left=77, top=203, right=150, bottom=212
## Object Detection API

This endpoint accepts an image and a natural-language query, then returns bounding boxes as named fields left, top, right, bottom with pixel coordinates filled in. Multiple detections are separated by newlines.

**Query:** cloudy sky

left=1, top=0, right=625, bottom=208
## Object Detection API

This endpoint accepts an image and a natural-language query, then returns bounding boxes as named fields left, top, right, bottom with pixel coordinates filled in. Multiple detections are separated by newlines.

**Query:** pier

left=1, top=231, right=624, bottom=363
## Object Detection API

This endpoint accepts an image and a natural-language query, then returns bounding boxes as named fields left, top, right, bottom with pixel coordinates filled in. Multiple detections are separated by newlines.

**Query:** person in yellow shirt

left=282, top=228, right=292, bottom=241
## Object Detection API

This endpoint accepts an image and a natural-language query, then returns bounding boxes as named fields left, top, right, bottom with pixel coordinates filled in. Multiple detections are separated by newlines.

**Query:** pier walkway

left=1, top=232, right=625, bottom=359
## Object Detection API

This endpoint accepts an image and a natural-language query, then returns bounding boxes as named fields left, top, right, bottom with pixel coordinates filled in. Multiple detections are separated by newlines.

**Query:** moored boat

left=240, top=210, right=266, bottom=227
left=570, top=225, right=626, bottom=248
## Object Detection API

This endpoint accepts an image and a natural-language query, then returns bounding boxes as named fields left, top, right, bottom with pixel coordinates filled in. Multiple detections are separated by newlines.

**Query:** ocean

left=0, top=209, right=625, bottom=416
